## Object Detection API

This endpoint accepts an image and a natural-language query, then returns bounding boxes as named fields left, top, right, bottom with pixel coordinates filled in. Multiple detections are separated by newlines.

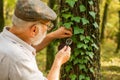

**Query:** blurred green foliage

left=4, top=0, right=16, bottom=25
left=3, top=0, right=120, bottom=79
left=100, top=0, right=120, bottom=39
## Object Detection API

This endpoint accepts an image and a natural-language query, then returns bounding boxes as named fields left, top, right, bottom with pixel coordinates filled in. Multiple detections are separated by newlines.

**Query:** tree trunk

left=115, top=1, right=120, bottom=53
left=60, top=0, right=100, bottom=80
left=0, top=0, right=4, bottom=32
left=100, top=0, right=109, bottom=41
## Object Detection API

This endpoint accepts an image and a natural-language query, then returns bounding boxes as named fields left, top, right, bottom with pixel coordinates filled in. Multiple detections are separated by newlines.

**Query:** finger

left=67, top=27, right=73, bottom=32
left=64, top=27, right=73, bottom=32
left=64, top=30, right=73, bottom=36
left=65, top=46, right=71, bottom=54
left=61, top=46, right=67, bottom=51
left=60, top=26, right=73, bottom=32
left=66, top=46, right=71, bottom=51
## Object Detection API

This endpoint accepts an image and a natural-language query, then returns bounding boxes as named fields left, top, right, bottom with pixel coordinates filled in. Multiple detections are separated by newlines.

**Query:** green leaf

left=89, top=11, right=96, bottom=19
left=79, top=5, right=86, bottom=12
left=77, top=42, right=84, bottom=48
left=74, top=26, right=84, bottom=35
left=65, top=0, right=78, bottom=8
left=90, top=67, right=94, bottom=73
left=62, top=13, right=72, bottom=19
left=81, top=18, right=89, bottom=25
left=88, top=0, right=94, bottom=5
left=84, top=39, right=89, bottom=43
left=84, top=36, right=91, bottom=43
left=85, top=77, right=90, bottom=80
left=69, top=74, right=77, bottom=80
left=80, top=35, right=85, bottom=41
left=83, top=59, right=88, bottom=64
left=63, top=22, right=73, bottom=29
left=74, top=49, right=80, bottom=57
left=61, top=8, right=69, bottom=13
left=93, top=22, right=99, bottom=28
left=86, top=52, right=94, bottom=59
left=79, top=64, right=86, bottom=70
left=86, top=36, right=91, bottom=40
left=73, top=58, right=80, bottom=65
left=65, top=65, right=72, bottom=72
left=92, top=43, right=99, bottom=50
left=83, top=44, right=88, bottom=49
left=70, top=55, right=75, bottom=61
left=79, top=74, right=85, bottom=80
left=71, top=16, right=81, bottom=23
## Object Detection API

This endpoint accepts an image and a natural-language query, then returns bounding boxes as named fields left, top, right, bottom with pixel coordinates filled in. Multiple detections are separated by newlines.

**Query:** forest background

left=0, top=0, right=120, bottom=80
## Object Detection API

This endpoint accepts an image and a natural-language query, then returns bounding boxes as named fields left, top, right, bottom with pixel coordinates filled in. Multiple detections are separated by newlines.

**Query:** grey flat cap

left=14, top=0, right=57, bottom=21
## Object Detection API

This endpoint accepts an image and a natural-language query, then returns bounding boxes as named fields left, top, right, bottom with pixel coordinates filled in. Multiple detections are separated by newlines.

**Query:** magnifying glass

left=65, top=38, right=73, bottom=46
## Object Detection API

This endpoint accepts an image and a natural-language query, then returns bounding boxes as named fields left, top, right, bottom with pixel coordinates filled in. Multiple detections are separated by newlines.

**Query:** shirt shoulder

left=0, top=35, right=28, bottom=62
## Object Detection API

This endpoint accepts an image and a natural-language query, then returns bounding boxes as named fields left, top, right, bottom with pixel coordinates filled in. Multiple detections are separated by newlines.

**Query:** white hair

left=12, top=15, right=37, bottom=30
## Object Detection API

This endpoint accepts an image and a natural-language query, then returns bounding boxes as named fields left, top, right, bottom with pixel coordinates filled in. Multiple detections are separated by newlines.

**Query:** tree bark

left=0, top=0, right=4, bottom=32
left=60, top=0, right=100, bottom=80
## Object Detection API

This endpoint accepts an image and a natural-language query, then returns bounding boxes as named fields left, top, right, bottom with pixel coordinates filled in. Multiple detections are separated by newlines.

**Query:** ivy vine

left=60, top=0, right=99, bottom=80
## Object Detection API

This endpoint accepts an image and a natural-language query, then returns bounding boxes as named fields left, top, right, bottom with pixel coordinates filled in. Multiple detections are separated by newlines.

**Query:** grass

left=36, top=38, right=120, bottom=79
left=101, top=39, right=120, bottom=80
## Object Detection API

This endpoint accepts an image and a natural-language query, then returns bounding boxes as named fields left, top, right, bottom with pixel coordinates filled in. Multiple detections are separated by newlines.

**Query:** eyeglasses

left=46, top=23, right=54, bottom=31
left=40, top=22, right=54, bottom=31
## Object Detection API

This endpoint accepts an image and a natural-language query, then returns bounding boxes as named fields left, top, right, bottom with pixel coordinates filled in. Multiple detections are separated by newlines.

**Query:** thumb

left=61, top=46, right=67, bottom=51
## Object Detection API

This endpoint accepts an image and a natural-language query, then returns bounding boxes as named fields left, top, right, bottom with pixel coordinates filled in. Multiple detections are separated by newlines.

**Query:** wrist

left=54, top=58, right=62, bottom=67
left=47, top=32, right=57, bottom=40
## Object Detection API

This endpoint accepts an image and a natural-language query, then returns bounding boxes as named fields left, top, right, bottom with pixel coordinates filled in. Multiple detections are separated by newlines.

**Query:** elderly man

left=0, top=0, right=72, bottom=80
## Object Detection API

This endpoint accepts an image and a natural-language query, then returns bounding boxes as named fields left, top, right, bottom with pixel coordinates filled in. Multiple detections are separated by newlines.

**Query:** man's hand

left=55, top=46, right=71, bottom=65
left=50, top=27, right=72, bottom=39
left=34, top=27, right=72, bottom=52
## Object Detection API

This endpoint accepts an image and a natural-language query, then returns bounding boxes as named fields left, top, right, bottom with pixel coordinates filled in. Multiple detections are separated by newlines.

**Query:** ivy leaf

left=80, top=35, right=85, bottom=41
left=88, top=0, right=94, bottom=5
left=93, top=22, right=99, bottom=28
left=71, top=16, right=81, bottom=23
left=73, top=58, right=80, bottom=65
left=74, top=26, right=84, bottom=35
left=86, top=36, right=91, bottom=40
left=90, top=67, right=94, bottom=73
left=86, top=52, right=94, bottom=59
left=61, top=8, right=69, bottom=13
left=83, top=44, right=88, bottom=49
left=85, top=77, right=90, bottom=80
left=65, top=0, right=78, bottom=8
left=81, top=18, right=89, bottom=25
left=89, top=11, right=96, bottom=19
left=84, top=39, right=89, bottom=43
left=63, top=22, right=73, bottom=29
left=79, top=5, right=86, bottom=12
left=62, top=13, right=72, bottom=19
left=74, top=49, right=80, bottom=57
left=79, top=64, right=86, bottom=70
left=77, top=42, right=84, bottom=48
left=79, top=74, right=85, bottom=80
left=92, top=43, right=99, bottom=50
left=69, top=74, right=77, bottom=80
left=84, top=36, right=91, bottom=43
left=65, top=65, right=72, bottom=72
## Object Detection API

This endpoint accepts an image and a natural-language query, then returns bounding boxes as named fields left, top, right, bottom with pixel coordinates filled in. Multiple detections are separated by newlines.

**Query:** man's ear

left=30, top=25, right=38, bottom=37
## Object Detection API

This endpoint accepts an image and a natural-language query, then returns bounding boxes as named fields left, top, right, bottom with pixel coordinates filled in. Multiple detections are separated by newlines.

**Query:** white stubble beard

left=31, top=25, right=47, bottom=46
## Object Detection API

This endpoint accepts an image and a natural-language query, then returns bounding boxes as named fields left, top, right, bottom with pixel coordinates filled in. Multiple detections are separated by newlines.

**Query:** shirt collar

left=1, top=27, right=36, bottom=55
